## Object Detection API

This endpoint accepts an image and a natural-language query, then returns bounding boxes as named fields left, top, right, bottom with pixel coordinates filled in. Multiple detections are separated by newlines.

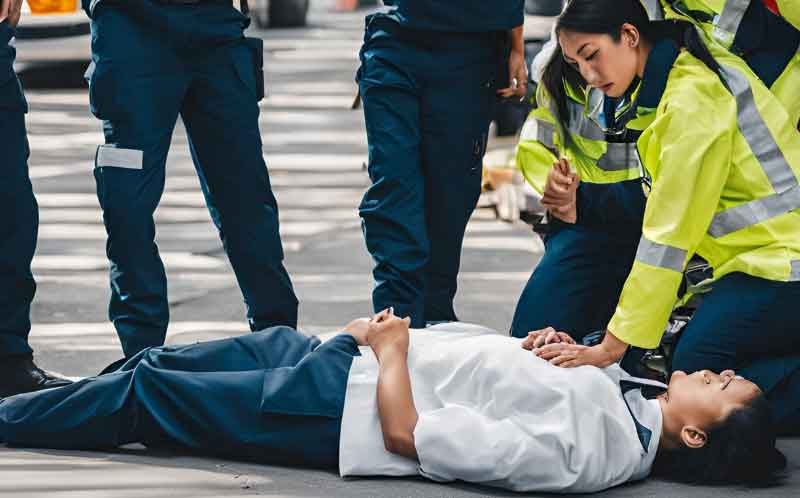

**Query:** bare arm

left=367, top=308, right=419, bottom=461
left=375, top=346, right=418, bottom=460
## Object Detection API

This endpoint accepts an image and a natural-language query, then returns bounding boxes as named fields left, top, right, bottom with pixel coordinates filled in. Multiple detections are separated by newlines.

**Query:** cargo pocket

left=233, top=37, right=265, bottom=102
left=84, top=61, right=119, bottom=120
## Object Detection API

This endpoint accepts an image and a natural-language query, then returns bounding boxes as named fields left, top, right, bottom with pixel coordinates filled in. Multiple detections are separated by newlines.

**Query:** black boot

left=0, top=355, right=73, bottom=397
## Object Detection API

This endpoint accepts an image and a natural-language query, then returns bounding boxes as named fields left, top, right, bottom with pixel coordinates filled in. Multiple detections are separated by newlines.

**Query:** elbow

left=383, top=431, right=415, bottom=457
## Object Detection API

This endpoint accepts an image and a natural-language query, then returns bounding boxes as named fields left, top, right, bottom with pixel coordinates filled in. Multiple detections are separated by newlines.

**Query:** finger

left=496, top=87, right=516, bottom=97
left=521, top=335, right=535, bottom=350
left=533, top=334, right=547, bottom=349
left=544, top=330, right=559, bottom=345
left=549, top=353, right=576, bottom=366
left=556, top=359, right=581, bottom=369
left=557, top=332, right=576, bottom=345
left=535, top=347, right=568, bottom=361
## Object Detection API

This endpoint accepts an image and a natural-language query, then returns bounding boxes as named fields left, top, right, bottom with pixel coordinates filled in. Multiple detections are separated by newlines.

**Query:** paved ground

left=2, top=1, right=798, bottom=497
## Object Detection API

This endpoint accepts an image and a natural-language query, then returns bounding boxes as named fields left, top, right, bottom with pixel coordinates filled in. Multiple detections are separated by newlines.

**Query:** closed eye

left=586, top=50, right=599, bottom=61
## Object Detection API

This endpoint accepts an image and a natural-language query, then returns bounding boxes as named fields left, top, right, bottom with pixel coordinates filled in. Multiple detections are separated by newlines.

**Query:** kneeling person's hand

left=521, top=327, right=575, bottom=350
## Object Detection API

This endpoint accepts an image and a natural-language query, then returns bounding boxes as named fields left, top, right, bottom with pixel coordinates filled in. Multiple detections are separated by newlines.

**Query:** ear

left=680, top=425, right=708, bottom=449
left=620, top=23, right=640, bottom=47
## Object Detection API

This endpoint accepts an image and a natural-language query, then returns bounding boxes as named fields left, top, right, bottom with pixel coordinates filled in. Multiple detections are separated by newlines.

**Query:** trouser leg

left=0, top=105, right=36, bottom=357
left=357, top=30, right=427, bottom=326
left=180, top=40, right=298, bottom=331
left=88, top=6, right=186, bottom=357
left=419, top=42, right=499, bottom=322
left=510, top=224, right=639, bottom=340
left=0, top=328, right=357, bottom=467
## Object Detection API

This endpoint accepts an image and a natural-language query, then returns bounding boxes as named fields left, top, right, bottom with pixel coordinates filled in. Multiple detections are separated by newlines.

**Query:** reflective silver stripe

left=707, top=65, right=800, bottom=237
left=791, top=261, right=800, bottom=281
left=708, top=185, right=800, bottom=237
left=721, top=65, right=798, bottom=194
left=716, top=0, right=750, bottom=37
left=536, top=119, right=555, bottom=149
left=597, top=142, right=640, bottom=171
left=636, top=238, right=687, bottom=272
left=95, top=145, right=143, bottom=170
left=567, top=100, right=606, bottom=141
left=642, top=0, right=665, bottom=20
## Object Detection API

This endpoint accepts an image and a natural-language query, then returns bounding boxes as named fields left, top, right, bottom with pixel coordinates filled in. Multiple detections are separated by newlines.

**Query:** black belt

left=158, top=0, right=249, bottom=14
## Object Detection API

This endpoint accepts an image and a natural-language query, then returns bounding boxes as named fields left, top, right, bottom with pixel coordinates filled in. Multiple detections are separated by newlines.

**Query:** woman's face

left=665, top=370, right=761, bottom=428
left=558, top=25, right=642, bottom=98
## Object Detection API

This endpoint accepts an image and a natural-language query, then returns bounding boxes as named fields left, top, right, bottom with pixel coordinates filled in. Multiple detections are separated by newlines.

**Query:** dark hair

left=541, top=0, right=721, bottom=148
left=652, top=394, right=787, bottom=486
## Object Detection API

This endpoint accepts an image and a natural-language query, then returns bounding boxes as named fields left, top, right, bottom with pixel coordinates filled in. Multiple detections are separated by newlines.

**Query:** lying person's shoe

left=0, top=355, right=73, bottom=397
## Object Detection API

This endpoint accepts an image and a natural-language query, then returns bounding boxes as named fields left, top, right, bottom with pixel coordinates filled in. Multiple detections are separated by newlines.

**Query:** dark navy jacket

left=382, top=0, right=524, bottom=32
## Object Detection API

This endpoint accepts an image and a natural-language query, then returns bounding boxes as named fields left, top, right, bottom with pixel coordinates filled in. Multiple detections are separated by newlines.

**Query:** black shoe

left=0, top=355, right=73, bottom=398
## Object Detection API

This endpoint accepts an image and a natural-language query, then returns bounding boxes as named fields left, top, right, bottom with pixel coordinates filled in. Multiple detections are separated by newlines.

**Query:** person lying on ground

left=0, top=310, right=786, bottom=493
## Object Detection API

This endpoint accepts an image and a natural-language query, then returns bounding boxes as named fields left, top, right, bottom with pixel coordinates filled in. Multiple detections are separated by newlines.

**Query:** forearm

left=375, top=347, right=418, bottom=461
left=509, top=25, right=524, bottom=54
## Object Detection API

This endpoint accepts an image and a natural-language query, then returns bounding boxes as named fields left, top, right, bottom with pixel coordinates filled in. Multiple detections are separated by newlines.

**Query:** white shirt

left=335, top=323, right=663, bottom=493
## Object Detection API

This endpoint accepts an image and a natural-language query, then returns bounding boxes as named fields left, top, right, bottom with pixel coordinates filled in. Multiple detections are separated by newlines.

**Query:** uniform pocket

left=234, top=37, right=265, bottom=102
left=85, top=61, right=120, bottom=120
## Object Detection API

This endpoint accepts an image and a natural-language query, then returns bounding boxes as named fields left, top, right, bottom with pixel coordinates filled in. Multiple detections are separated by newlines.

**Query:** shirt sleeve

left=413, top=404, right=635, bottom=493
left=607, top=97, right=734, bottom=348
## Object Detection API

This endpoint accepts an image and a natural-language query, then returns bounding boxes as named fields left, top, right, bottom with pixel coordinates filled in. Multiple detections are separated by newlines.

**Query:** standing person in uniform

left=81, top=0, right=298, bottom=358
left=531, top=0, right=800, bottom=433
left=357, top=0, right=528, bottom=328
left=0, top=0, right=72, bottom=396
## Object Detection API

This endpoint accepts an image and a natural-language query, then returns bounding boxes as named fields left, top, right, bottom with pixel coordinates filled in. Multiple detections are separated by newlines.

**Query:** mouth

left=598, top=82, right=614, bottom=93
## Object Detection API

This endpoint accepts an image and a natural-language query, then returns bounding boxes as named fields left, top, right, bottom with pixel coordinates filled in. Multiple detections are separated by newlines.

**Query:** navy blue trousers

left=510, top=181, right=646, bottom=340
left=357, top=15, right=505, bottom=328
left=86, top=2, right=297, bottom=357
left=0, top=327, right=359, bottom=468
left=0, top=24, right=36, bottom=358
left=672, top=272, right=800, bottom=433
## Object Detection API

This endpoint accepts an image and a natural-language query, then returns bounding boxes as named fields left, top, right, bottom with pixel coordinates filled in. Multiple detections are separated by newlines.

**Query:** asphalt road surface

left=2, top=2, right=798, bottom=497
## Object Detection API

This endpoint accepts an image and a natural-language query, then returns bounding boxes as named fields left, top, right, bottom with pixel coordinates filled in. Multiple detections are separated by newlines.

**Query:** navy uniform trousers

left=84, top=0, right=297, bottom=357
left=0, top=327, right=359, bottom=467
left=0, top=22, right=37, bottom=358
left=357, top=14, right=505, bottom=328
left=510, top=180, right=646, bottom=341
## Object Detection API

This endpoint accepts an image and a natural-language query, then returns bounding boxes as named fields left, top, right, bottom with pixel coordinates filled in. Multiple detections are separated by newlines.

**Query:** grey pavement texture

left=2, top=1, right=798, bottom=497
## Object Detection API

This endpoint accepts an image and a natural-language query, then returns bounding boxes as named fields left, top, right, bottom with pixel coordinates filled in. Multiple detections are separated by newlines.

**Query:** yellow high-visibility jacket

left=774, top=0, right=799, bottom=29
left=607, top=39, right=800, bottom=348
left=673, top=0, right=800, bottom=126
left=516, top=84, right=643, bottom=196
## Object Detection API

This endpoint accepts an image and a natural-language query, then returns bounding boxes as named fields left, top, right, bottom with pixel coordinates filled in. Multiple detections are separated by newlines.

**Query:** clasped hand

left=522, top=327, right=622, bottom=369
left=541, top=158, right=580, bottom=224
left=344, top=307, right=410, bottom=359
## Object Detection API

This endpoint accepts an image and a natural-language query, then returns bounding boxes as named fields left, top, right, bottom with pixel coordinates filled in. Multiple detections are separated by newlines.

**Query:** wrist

left=600, top=330, right=628, bottom=362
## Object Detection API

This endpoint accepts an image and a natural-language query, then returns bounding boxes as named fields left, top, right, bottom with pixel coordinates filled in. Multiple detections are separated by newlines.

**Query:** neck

left=636, top=39, right=653, bottom=79
left=657, top=396, right=680, bottom=450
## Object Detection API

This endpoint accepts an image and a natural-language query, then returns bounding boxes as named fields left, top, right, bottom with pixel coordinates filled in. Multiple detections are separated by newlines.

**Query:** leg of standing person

left=0, top=327, right=359, bottom=468
left=0, top=21, right=71, bottom=396
left=418, top=33, right=498, bottom=324
left=357, top=20, right=428, bottom=327
left=86, top=5, right=187, bottom=357
left=180, top=37, right=298, bottom=332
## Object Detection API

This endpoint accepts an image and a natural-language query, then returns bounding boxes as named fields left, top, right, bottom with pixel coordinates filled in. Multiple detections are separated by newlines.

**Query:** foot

left=0, top=355, right=73, bottom=397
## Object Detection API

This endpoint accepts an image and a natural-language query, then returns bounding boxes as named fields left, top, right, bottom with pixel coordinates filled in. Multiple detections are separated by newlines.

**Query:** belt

left=158, top=0, right=249, bottom=14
